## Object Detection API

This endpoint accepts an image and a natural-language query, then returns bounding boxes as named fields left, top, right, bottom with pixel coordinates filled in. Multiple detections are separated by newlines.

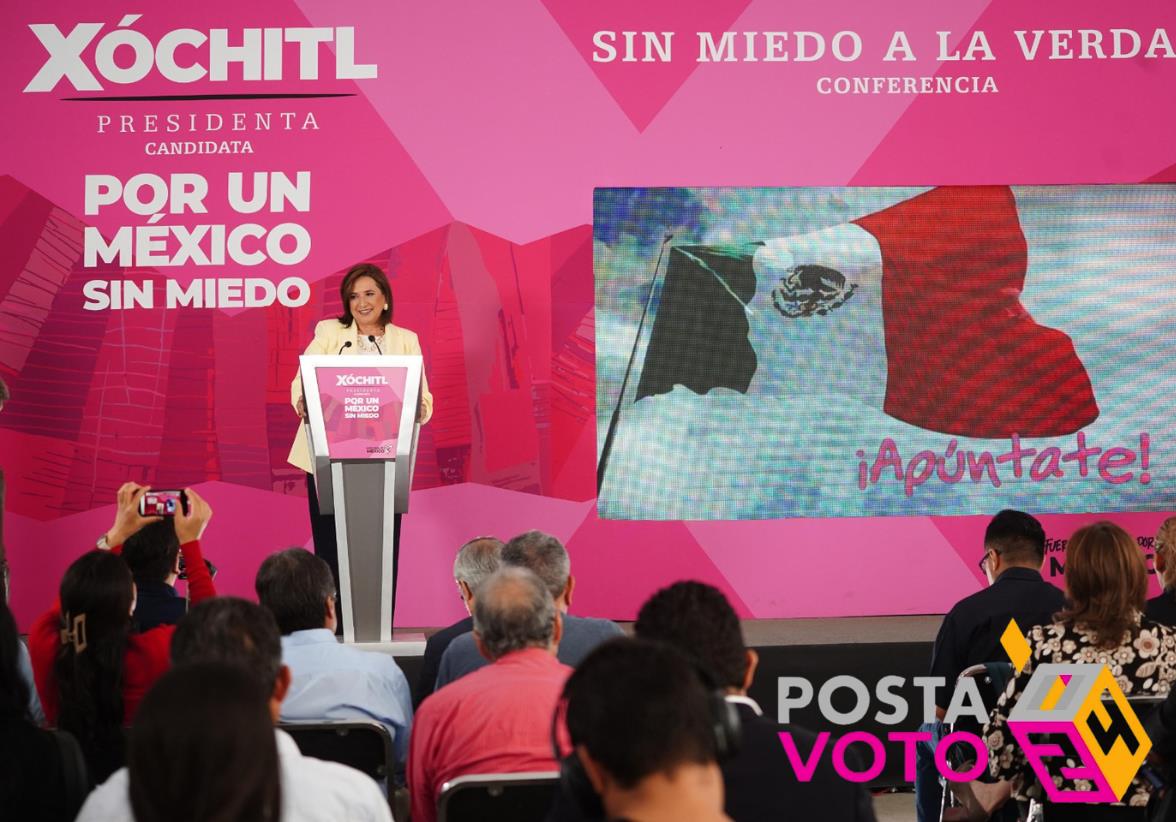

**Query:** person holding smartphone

left=101, top=485, right=216, bottom=632
left=28, top=485, right=216, bottom=781
left=287, top=263, right=433, bottom=625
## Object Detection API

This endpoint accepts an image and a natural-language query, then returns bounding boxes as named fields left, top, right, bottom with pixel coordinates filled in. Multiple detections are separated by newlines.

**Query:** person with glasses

left=914, top=510, right=1065, bottom=822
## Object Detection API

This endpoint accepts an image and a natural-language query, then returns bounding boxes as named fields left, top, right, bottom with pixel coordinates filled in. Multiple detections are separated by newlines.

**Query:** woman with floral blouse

left=982, top=521, right=1176, bottom=814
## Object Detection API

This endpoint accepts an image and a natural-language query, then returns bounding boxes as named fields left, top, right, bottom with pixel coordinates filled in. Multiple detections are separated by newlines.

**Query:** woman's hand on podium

left=296, top=395, right=306, bottom=420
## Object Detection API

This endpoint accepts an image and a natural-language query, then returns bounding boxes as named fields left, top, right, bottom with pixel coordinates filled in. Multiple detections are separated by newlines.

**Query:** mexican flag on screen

left=634, top=186, right=1099, bottom=438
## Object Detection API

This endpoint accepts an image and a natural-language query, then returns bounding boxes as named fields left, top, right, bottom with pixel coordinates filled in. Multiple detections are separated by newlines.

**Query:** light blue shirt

left=18, top=639, right=45, bottom=726
left=280, top=629, right=413, bottom=763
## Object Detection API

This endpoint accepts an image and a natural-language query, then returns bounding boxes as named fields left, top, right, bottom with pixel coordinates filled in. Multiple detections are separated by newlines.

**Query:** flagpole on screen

left=596, top=233, right=674, bottom=495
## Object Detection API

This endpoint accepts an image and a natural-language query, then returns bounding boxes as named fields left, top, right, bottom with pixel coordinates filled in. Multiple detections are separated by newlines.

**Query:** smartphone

left=138, top=490, right=187, bottom=517
left=178, top=556, right=218, bottom=581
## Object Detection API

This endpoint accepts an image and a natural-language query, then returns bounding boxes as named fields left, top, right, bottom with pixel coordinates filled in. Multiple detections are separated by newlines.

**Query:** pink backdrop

left=2, top=1, right=1175, bottom=629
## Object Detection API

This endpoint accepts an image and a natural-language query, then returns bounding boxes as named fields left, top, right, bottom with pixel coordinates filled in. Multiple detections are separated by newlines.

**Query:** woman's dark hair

left=1059, top=521, right=1148, bottom=650
left=129, top=662, right=281, bottom=822
left=0, top=601, right=31, bottom=722
left=54, top=550, right=134, bottom=781
left=337, top=262, right=392, bottom=328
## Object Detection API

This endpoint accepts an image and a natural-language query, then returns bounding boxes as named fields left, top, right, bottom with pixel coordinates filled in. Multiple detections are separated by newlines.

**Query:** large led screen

left=595, top=185, right=1176, bottom=520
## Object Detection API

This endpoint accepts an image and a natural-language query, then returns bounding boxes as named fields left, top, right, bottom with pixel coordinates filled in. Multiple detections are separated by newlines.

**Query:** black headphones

left=550, top=661, right=742, bottom=816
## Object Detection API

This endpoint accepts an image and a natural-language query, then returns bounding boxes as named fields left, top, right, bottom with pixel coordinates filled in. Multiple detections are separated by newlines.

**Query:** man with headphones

left=556, top=637, right=739, bottom=822
left=634, top=581, right=877, bottom=821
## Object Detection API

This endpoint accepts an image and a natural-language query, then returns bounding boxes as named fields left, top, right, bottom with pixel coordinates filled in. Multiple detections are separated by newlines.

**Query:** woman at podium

left=287, top=263, right=433, bottom=620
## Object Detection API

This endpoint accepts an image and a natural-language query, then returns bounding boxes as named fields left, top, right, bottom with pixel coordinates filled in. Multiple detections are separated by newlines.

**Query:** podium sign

left=316, top=366, right=408, bottom=458
left=299, top=355, right=422, bottom=644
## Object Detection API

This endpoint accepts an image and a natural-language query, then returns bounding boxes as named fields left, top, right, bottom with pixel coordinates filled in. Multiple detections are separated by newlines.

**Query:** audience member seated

left=121, top=521, right=188, bottom=632
left=917, top=509, right=1065, bottom=822
left=559, top=637, right=732, bottom=822
left=27, top=488, right=214, bottom=781
left=409, top=567, right=571, bottom=822
left=414, top=536, right=502, bottom=707
left=435, top=531, right=621, bottom=688
left=1, top=601, right=85, bottom=822
left=983, top=521, right=1176, bottom=816
left=256, top=548, right=412, bottom=764
left=90, top=662, right=281, bottom=822
left=1146, top=517, right=1176, bottom=626
left=635, top=581, right=877, bottom=821
left=78, top=597, right=393, bottom=821
left=1142, top=682, right=1176, bottom=821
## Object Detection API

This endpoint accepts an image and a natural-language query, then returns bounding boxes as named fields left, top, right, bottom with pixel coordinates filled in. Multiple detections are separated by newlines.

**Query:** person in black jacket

left=635, top=581, right=877, bottom=822
left=921, top=510, right=1066, bottom=821
left=122, top=520, right=189, bottom=632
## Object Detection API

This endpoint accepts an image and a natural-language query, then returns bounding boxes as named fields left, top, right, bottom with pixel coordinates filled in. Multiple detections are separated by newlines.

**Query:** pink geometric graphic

left=564, top=508, right=754, bottom=619
left=538, top=0, right=753, bottom=131
left=852, top=0, right=1176, bottom=185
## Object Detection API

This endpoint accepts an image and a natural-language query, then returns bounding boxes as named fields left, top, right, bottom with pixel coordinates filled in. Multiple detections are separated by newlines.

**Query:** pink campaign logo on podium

left=317, top=366, right=408, bottom=459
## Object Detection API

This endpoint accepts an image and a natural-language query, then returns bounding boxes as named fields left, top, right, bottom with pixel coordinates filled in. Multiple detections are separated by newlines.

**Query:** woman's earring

left=384, top=304, right=389, bottom=311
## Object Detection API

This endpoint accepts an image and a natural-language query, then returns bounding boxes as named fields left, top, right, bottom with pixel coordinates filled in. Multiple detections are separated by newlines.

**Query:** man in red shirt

left=408, top=566, right=569, bottom=822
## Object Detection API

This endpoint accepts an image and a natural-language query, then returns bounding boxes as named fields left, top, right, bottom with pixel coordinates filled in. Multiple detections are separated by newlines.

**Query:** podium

left=299, top=355, right=423, bottom=644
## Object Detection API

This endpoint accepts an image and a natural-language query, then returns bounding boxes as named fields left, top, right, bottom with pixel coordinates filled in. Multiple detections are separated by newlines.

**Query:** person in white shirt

left=76, top=597, right=393, bottom=822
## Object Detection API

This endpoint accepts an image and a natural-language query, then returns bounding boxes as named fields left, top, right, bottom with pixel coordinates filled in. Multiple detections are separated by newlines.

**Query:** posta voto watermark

left=775, top=619, right=1153, bottom=803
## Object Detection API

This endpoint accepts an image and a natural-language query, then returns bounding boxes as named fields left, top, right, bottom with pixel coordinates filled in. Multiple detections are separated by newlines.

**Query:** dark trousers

left=305, top=472, right=401, bottom=629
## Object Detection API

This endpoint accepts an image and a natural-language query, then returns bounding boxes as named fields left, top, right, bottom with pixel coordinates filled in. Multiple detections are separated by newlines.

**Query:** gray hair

left=473, top=567, right=557, bottom=660
left=502, top=530, right=570, bottom=600
left=453, top=536, right=504, bottom=594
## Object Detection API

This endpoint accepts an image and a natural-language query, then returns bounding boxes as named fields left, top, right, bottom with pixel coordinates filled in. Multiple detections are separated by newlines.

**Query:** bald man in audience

left=408, top=567, right=571, bottom=822
left=434, top=530, right=621, bottom=689
left=414, top=536, right=502, bottom=707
